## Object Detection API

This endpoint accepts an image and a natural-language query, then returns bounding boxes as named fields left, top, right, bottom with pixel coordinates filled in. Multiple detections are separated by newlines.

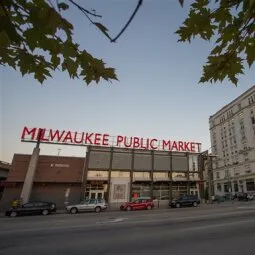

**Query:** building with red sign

left=0, top=145, right=205, bottom=210
left=21, top=126, right=202, bottom=153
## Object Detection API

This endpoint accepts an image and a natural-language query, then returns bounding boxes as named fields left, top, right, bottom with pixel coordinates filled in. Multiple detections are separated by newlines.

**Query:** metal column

left=186, top=152, right=190, bottom=195
left=168, top=151, right=173, bottom=202
left=129, top=149, right=135, bottom=202
left=106, top=147, right=114, bottom=204
left=150, top=150, right=154, bottom=198
left=208, top=155, right=214, bottom=203
left=82, top=146, right=91, bottom=200
left=198, top=153, right=205, bottom=199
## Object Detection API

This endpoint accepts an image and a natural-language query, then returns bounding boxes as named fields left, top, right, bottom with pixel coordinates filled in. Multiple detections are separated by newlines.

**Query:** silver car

left=66, top=199, right=107, bottom=214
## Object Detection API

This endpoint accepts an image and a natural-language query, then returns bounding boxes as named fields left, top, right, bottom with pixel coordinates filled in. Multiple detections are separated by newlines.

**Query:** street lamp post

left=208, top=154, right=218, bottom=204
left=199, top=150, right=218, bottom=203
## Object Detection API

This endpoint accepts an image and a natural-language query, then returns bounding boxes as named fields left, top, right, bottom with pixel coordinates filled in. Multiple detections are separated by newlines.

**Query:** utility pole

left=198, top=150, right=208, bottom=201
left=208, top=155, right=213, bottom=204
left=208, top=154, right=218, bottom=204
left=199, top=150, right=217, bottom=204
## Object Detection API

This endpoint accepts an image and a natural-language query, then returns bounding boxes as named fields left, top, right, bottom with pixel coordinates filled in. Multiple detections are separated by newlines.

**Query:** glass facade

left=84, top=146, right=203, bottom=203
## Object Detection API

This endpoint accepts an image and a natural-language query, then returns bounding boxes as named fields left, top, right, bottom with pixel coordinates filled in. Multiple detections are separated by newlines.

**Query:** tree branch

left=111, top=0, right=143, bottom=42
left=67, top=0, right=143, bottom=43
left=68, top=0, right=102, bottom=18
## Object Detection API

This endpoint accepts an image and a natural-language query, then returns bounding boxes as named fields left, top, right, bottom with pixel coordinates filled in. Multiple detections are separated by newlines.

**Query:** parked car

left=212, top=195, right=225, bottom=203
left=5, top=201, right=56, bottom=217
left=231, top=193, right=238, bottom=200
left=169, top=195, right=200, bottom=208
left=66, top=198, right=107, bottom=214
left=120, top=197, right=154, bottom=211
left=238, top=193, right=254, bottom=201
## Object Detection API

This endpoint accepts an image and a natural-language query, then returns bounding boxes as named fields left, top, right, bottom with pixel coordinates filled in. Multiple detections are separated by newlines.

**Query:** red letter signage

left=21, top=127, right=201, bottom=153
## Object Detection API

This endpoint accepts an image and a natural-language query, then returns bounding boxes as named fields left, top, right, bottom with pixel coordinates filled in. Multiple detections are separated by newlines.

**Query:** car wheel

left=95, top=206, right=101, bottom=213
left=70, top=207, right=78, bottom=214
left=176, top=203, right=181, bottom=208
left=147, top=205, right=152, bottom=210
left=42, top=209, right=49, bottom=216
left=10, top=211, right=17, bottom=217
left=193, top=202, right=198, bottom=207
left=126, top=206, right=132, bottom=211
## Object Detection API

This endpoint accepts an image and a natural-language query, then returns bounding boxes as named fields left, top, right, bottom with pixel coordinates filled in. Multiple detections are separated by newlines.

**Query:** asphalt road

left=0, top=204, right=255, bottom=255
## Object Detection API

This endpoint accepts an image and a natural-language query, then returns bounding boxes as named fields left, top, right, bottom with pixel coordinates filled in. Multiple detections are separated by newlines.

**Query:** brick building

left=0, top=161, right=11, bottom=202
left=0, top=154, right=85, bottom=210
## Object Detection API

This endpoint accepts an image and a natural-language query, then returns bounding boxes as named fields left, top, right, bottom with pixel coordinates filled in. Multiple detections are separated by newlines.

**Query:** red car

left=120, top=197, right=154, bottom=211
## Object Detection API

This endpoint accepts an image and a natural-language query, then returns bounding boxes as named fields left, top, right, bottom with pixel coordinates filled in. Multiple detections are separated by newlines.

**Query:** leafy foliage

left=0, top=0, right=118, bottom=84
left=176, top=0, right=255, bottom=85
left=2, top=0, right=253, bottom=86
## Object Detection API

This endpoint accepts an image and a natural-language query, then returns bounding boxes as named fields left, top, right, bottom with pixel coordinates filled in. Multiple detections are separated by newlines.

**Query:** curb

left=1, top=201, right=251, bottom=218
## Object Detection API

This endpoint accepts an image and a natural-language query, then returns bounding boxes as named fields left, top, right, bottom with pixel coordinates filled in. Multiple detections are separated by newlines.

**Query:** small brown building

left=0, top=161, right=11, bottom=202
left=0, top=154, right=85, bottom=210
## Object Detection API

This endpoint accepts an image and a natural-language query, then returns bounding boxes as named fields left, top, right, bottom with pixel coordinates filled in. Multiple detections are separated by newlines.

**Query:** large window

left=246, top=179, right=255, bottom=191
left=172, top=183, right=188, bottom=198
left=88, top=171, right=108, bottom=178
left=133, top=172, right=150, bottom=180
left=172, top=172, right=187, bottom=181
left=111, top=171, right=130, bottom=178
left=189, top=173, right=199, bottom=180
left=131, top=183, right=151, bottom=198
left=189, top=155, right=198, bottom=172
left=224, top=183, right=230, bottom=193
left=153, top=172, right=169, bottom=180
left=233, top=181, right=238, bottom=192
left=153, top=183, right=170, bottom=200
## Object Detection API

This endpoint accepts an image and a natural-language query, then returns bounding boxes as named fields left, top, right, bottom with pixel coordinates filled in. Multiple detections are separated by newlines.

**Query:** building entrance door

left=89, top=190, right=104, bottom=200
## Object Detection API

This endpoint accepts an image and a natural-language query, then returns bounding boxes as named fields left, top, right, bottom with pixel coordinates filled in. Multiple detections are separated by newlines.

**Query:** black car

left=169, top=195, right=200, bottom=208
left=237, top=193, right=254, bottom=201
left=5, top=201, right=56, bottom=217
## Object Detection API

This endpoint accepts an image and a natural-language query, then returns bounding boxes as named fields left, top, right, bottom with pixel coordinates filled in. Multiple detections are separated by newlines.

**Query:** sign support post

left=20, top=129, right=42, bottom=204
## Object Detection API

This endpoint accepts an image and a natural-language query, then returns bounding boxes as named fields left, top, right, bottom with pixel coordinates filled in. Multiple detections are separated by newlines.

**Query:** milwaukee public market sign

left=21, top=127, right=202, bottom=153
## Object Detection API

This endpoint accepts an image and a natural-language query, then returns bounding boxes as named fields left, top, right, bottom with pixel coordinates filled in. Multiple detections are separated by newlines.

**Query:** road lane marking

left=237, top=206, right=255, bottom=210
left=179, top=219, right=255, bottom=232
left=1, top=217, right=255, bottom=236
left=96, top=218, right=128, bottom=224
left=0, top=210, right=254, bottom=235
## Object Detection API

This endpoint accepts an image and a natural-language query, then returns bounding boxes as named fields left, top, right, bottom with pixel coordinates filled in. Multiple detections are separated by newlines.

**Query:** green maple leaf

left=95, top=23, right=111, bottom=40
left=58, top=2, right=69, bottom=11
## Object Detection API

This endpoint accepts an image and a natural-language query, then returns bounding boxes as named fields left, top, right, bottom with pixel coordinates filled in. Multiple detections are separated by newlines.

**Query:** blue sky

left=0, top=0, right=254, bottom=162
